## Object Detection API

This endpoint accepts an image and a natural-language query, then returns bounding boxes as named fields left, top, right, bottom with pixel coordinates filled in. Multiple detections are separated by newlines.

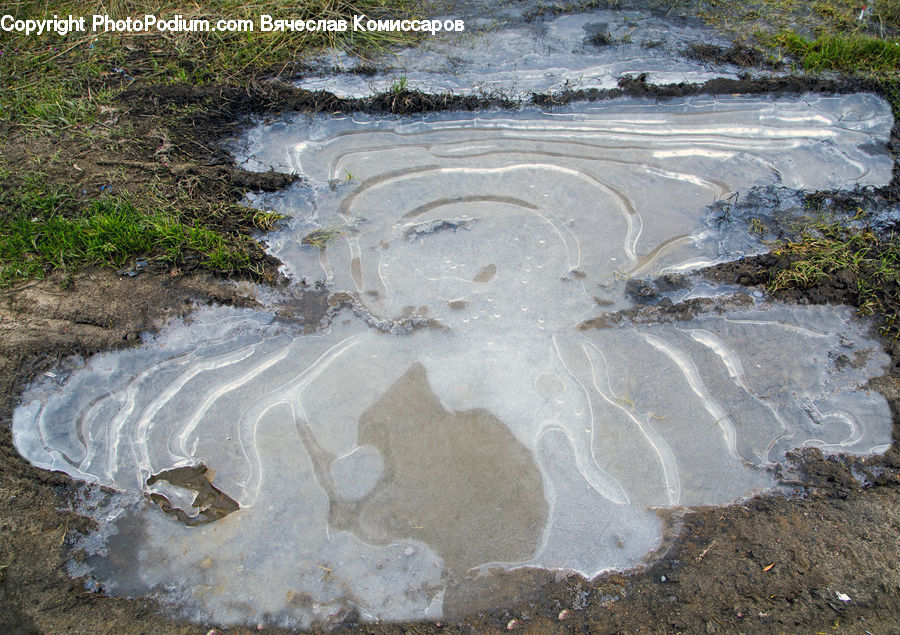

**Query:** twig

left=696, top=539, right=717, bottom=562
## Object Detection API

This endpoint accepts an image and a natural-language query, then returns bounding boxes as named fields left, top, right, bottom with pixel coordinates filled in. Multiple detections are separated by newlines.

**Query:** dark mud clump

left=586, top=26, right=614, bottom=47
left=534, top=74, right=882, bottom=108
left=704, top=253, right=857, bottom=305
left=624, top=274, right=691, bottom=304
left=578, top=290, right=755, bottom=330
left=578, top=273, right=750, bottom=330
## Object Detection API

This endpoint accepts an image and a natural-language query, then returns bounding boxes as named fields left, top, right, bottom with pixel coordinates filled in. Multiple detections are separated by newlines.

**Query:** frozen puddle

left=13, top=93, right=896, bottom=627
left=300, top=0, right=744, bottom=97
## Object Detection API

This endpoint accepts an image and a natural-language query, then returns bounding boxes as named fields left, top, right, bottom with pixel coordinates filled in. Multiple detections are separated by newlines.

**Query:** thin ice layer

left=12, top=300, right=892, bottom=626
left=238, top=94, right=892, bottom=318
left=299, top=3, right=743, bottom=97
left=11, top=92, right=896, bottom=626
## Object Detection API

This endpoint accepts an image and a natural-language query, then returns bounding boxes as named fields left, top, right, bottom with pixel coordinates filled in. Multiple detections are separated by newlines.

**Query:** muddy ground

left=2, top=28, right=900, bottom=635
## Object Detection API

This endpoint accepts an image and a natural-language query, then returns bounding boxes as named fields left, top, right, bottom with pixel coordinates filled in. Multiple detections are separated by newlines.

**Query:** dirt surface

left=3, top=19, right=900, bottom=635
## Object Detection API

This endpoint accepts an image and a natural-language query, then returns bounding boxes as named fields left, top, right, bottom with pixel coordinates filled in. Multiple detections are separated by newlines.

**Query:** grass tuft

left=776, top=29, right=900, bottom=71
left=251, top=210, right=288, bottom=231
left=769, top=221, right=900, bottom=335
left=389, top=74, right=409, bottom=93
left=873, top=0, right=900, bottom=28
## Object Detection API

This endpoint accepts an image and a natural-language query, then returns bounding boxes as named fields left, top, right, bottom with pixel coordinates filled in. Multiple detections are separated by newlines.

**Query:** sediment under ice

left=13, top=93, right=895, bottom=627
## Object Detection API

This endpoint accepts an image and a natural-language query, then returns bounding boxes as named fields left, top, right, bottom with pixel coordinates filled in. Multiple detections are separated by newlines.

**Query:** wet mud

left=683, top=42, right=775, bottom=69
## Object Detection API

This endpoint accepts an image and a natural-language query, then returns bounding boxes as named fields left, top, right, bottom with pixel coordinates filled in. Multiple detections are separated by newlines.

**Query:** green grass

left=389, top=74, right=409, bottom=93
left=251, top=210, right=288, bottom=231
left=0, top=0, right=416, bottom=286
left=876, top=0, right=900, bottom=26
left=776, top=29, right=900, bottom=71
left=0, top=0, right=419, bottom=129
left=690, top=0, right=900, bottom=69
left=769, top=221, right=900, bottom=334
left=875, top=74, right=900, bottom=119
left=0, top=188, right=253, bottom=285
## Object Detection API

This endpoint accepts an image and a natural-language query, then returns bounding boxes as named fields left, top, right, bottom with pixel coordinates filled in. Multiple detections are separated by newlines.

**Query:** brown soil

left=2, top=68, right=900, bottom=635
